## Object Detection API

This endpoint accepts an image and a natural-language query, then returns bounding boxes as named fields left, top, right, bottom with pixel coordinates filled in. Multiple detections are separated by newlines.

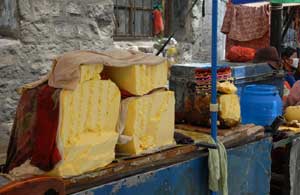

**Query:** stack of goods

left=104, top=61, right=175, bottom=155
left=195, top=66, right=233, bottom=94
left=5, top=50, right=175, bottom=178
left=6, top=64, right=121, bottom=178
left=182, top=81, right=240, bottom=128
left=217, top=82, right=241, bottom=128
left=170, top=64, right=240, bottom=128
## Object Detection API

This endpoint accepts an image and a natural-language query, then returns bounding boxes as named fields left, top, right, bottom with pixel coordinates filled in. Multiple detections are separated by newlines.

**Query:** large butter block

left=104, top=62, right=169, bottom=95
left=49, top=132, right=118, bottom=177
left=219, top=94, right=241, bottom=127
left=117, top=90, right=175, bottom=155
left=51, top=80, right=120, bottom=177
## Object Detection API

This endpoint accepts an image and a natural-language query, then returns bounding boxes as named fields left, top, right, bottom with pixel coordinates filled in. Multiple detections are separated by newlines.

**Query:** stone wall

left=0, top=0, right=19, bottom=38
left=0, top=0, right=115, bottom=130
left=173, top=0, right=227, bottom=62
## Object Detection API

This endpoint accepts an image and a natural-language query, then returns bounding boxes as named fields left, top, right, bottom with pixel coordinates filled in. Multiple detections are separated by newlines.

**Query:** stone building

left=0, top=0, right=227, bottom=140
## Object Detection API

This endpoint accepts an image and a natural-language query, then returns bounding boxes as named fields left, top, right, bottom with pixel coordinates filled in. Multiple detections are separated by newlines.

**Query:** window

left=113, top=0, right=154, bottom=39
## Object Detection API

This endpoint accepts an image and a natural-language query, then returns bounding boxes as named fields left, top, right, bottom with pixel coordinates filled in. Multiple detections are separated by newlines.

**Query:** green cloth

left=174, top=129, right=228, bottom=194
left=271, top=0, right=300, bottom=3
left=208, top=139, right=228, bottom=195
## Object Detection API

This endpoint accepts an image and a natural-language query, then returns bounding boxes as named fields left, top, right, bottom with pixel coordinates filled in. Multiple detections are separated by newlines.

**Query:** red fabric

left=5, top=84, right=61, bottom=173
left=30, top=85, right=61, bottom=171
left=121, top=89, right=135, bottom=99
left=5, top=86, right=40, bottom=172
left=226, top=46, right=256, bottom=62
left=153, top=9, right=164, bottom=35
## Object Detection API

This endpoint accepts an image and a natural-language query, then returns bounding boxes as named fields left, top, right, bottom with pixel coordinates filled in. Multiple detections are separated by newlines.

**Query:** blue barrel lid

left=244, top=84, right=279, bottom=96
left=173, top=63, right=229, bottom=69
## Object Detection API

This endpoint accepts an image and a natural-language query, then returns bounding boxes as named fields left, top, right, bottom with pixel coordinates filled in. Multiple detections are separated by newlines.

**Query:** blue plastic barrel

left=241, top=85, right=282, bottom=126
left=231, top=0, right=266, bottom=4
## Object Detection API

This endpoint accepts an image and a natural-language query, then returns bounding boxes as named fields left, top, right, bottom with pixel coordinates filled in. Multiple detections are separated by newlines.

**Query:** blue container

left=241, top=85, right=282, bottom=126
left=231, top=0, right=267, bottom=4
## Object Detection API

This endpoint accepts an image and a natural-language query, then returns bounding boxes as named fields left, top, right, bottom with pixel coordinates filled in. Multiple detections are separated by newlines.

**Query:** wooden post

left=270, top=3, right=283, bottom=56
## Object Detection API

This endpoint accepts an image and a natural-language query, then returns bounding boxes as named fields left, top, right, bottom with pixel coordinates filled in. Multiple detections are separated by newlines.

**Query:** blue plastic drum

left=241, top=85, right=283, bottom=126
left=231, top=0, right=266, bottom=4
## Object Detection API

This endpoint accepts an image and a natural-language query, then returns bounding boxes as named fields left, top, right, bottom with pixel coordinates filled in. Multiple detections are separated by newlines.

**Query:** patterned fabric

left=225, top=33, right=270, bottom=53
left=221, top=3, right=270, bottom=53
left=5, top=84, right=61, bottom=173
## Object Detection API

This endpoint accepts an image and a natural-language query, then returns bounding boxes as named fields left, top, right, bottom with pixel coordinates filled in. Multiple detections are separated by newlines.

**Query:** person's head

left=253, top=47, right=281, bottom=69
left=281, top=47, right=298, bottom=71
left=281, top=46, right=297, bottom=59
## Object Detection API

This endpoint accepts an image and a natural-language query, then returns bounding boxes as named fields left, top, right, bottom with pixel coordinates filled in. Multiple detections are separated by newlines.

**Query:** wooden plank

left=220, top=126, right=265, bottom=147
left=176, top=124, right=265, bottom=147
left=64, top=124, right=265, bottom=193
left=64, top=144, right=199, bottom=194
left=175, top=124, right=256, bottom=137
left=0, top=176, right=65, bottom=195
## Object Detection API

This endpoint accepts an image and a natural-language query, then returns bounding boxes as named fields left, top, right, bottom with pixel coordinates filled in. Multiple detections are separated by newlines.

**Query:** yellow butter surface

left=50, top=79, right=120, bottom=177
left=118, top=90, right=175, bottom=155
left=79, top=64, right=103, bottom=83
left=104, top=62, right=168, bottom=95
left=219, top=94, right=241, bottom=127
left=285, top=106, right=300, bottom=122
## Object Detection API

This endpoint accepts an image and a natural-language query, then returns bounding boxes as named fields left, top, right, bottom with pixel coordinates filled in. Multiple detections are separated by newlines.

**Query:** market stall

left=223, top=1, right=300, bottom=195
left=0, top=1, right=290, bottom=195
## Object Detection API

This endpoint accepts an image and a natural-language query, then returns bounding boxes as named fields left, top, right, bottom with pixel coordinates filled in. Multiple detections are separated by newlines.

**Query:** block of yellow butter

left=79, top=64, right=103, bottom=83
left=117, top=90, right=175, bottom=155
left=218, top=94, right=241, bottom=128
left=104, top=62, right=169, bottom=95
left=217, top=81, right=237, bottom=94
left=49, top=79, right=120, bottom=177
left=284, top=106, right=300, bottom=122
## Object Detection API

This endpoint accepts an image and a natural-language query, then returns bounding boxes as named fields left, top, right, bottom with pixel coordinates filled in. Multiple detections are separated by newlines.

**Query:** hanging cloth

left=221, top=3, right=270, bottom=53
left=153, top=9, right=164, bottom=35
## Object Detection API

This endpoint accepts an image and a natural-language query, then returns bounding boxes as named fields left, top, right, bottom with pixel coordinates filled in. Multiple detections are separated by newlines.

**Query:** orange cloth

left=226, top=46, right=256, bottom=62
left=153, top=9, right=164, bottom=35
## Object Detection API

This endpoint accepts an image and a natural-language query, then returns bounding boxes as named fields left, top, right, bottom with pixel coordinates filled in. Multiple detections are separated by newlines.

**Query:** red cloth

left=225, top=33, right=270, bottom=54
left=153, top=9, right=164, bottom=35
left=226, top=46, right=256, bottom=62
left=5, top=86, right=40, bottom=172
left=5, top=84, right=61, bottom=172
left=221, top=3, right=270, bottom=54
left=30, top=85, right=61, bottom=171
